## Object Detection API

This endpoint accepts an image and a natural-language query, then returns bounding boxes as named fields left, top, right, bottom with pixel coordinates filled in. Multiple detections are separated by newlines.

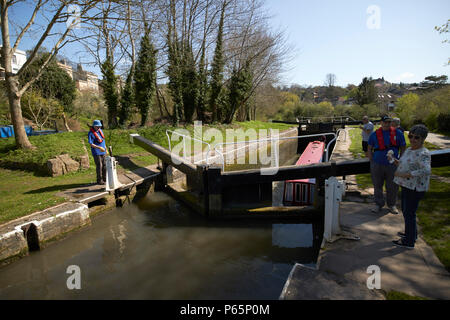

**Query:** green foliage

left=395, top=87, right=450, bottom=131
left=356, top=77, right=377, bottom=106
left=100, top=55, right=120, bottom=128
left=119, top=68, right=135, bottom=127
left=166, top=31, right=184, bottom=125
left=209, top=2, right=226, bottom=122
left=180, top=44, right=199, bottom=123
left=21, top=91, right=63, bottom=130
left=226, top=62, right=253, bottom=123
left=19, top=53, right=76, bottom=113
left=135, top=24, right=157, bottom=127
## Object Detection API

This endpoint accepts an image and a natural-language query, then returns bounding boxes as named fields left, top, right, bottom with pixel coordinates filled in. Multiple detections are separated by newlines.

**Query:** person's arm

left=367, top=145, right=373, bottom=161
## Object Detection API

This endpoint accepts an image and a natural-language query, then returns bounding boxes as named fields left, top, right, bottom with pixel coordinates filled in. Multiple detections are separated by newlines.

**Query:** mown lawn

left=348, top=128, right=450, bottom=271
left=0, top=121, right=295, bottom=224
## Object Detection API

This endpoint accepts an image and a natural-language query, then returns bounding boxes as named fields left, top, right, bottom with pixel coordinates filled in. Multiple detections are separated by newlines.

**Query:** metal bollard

left=105, top=155, right=123, bottom=191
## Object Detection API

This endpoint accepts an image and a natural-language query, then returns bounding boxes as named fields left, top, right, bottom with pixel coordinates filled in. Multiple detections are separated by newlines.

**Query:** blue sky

left=9, top=0, right=450, bottom=87
left=265, top=0, right=449, bottom=86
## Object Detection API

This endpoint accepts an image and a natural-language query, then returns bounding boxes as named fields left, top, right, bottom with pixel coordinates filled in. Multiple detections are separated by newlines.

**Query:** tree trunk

left=62, top=112, right=72, bottom=132
left=6, top=76, right=33, bottom=149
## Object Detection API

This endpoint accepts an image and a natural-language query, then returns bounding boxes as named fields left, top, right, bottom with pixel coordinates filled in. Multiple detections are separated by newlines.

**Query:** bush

left=437, top=113, right=450, bottom=132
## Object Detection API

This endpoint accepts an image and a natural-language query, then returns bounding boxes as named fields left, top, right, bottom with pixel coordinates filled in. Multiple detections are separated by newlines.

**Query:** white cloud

left=395, top=72, right=415, bottom=82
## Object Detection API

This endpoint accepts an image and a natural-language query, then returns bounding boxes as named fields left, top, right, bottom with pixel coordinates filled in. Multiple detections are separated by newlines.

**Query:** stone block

left=57, top=154, right=80, bottom=173
left=79, top=155, right=90, bottom=170
left=47, top=158, right=64, bottom=177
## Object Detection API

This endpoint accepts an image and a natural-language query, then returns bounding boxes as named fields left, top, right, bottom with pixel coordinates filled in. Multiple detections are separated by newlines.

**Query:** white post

left=324, top=177, right=346, bottom=242
left=105, top=156, right=123, bottom=191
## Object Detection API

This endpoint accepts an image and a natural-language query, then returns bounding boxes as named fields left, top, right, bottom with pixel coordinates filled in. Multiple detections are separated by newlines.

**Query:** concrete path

left=281, top=201, right=450, bottom=300
left=424, top=132, right=450, bottom=149
left=281, top=127, right=450, bottom=300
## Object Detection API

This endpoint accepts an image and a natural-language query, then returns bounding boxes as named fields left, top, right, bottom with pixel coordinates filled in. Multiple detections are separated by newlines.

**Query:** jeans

left=93, top=154, right=107, bottom=183
left=401, top=187, right=425, bottom=247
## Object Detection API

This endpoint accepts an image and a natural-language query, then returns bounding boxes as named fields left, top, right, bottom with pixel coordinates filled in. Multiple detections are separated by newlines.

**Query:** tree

left=424, top=75, right=448, bottom=88
left=100, top=55, right=120, bottom=128
left=0, top=0, right=100, bottom=149
left=21, top=90, right=63, bottom=131
left=435, top=19, right=449, bottom=65
left=209, top=0, right=227, bottom=123
left=134, top=24, right=156, bottom=127
left=180, top=43, right=199, bottom=123
left=325, top=73, right=336, bottom=87
left=19, top=53, right=76, bottom=113
left=227, top=62, right=253, bottom=123
left=119, top=68, right=134, bottom=127
left=356, top=77, right=377, bottom=107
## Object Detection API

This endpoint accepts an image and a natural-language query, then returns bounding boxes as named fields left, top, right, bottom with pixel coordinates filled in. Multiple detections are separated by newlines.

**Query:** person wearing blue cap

left=88, top=120, right=107, bottom=185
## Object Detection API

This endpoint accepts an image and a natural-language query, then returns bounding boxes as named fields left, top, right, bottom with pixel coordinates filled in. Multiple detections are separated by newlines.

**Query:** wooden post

left=196, top=164, right=209, bottom=216
left=207, top=166, right=222, bottom=217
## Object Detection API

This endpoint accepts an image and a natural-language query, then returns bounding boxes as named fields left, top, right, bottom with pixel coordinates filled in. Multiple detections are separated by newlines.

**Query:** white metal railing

left=325, top=128, right=347, bottom=162
left=166, top=130, right=211, bottom=165
left=210, top=132, right=337, bottom=172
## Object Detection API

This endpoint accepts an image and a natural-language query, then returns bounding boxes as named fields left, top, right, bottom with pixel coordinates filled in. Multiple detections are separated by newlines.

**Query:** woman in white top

left=388, top=124, right=431, bottom=249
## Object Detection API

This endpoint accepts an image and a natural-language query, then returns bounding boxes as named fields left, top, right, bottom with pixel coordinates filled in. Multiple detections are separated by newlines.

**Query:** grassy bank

left=348, top=128, right=450, bottom=271
left=0, top=121, right=294, bottom=224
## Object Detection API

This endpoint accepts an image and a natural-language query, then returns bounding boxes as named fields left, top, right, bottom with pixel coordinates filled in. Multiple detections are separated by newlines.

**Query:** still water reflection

left=0, top=192, right=322, bottom=299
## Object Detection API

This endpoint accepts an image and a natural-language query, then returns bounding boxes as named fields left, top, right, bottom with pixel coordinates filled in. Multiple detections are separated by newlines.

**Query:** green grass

left=386, top=290, right=429, bottom=300
left=0, top=167, right=96, bottom=224
left=0, top=121, right=295, bottom=224
left=417, top=169, right=450, bottom=271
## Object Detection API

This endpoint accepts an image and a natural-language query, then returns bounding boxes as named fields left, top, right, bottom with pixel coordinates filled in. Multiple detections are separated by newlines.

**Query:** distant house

left=0, top=47, right=27, bottom=80
left=57, top=60, right=99, bottom=93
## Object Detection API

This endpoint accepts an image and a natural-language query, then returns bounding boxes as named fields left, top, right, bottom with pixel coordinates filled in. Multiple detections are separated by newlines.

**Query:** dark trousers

left=401, top=187, right=425, bottom=247
left=93, top=154, right=107, bottom=183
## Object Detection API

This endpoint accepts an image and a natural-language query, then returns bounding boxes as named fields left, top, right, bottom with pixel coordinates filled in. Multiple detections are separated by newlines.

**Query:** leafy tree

left=226, top=62, right=253, bottom=123
left=134, top=24, right=157, bottom=127
left=100, top=55, right=120, bottom=128
left=424, top=75, right=448, bottom=87
left=356, top=77, right=377, bottom=107
left=180, top=44, right=199, bottom=123
left=19, top=53, right=76, bottom=113
left=119, top=68, right=134, bottom=127
left=209, top=1, right=227, bottom=122
left=166, top=27, right=183, bottom=125
left=21, top=90, right=63, bottom=131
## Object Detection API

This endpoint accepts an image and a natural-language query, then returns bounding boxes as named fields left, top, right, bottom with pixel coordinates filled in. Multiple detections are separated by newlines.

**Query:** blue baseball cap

left=92, top=120, right=102, bottom=127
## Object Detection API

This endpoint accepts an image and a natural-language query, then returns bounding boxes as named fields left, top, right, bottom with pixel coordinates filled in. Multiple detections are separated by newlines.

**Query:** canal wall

left=0, top=165, right=160, bottom=266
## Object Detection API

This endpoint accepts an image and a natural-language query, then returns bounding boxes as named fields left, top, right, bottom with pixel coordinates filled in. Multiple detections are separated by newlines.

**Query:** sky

left=265, top=0, right=450, bottom=87
left=7, top=0, right=450, bottom=88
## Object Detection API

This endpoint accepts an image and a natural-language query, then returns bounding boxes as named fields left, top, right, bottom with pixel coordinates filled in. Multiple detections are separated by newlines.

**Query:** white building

left=0, top=47, right=27, bottom=79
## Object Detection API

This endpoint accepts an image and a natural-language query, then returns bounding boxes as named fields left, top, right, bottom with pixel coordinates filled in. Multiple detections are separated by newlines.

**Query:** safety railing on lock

left=166, top=130, right=211, bottom=165
left=209, top=132, right=338, bottom=172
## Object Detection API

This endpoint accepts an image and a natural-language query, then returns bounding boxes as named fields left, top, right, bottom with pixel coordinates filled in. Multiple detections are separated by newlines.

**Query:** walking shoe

left=371, top=205, right=383, bottom=213
left=392, top=239, right=414, bottom=249
left=388, top=206, right=399, bottom=214
left=397, top=232, right=406, bottom=237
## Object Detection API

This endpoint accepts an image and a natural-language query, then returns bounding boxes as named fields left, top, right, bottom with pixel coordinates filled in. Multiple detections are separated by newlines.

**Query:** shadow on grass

left=24, top=183, right=98, bottom=195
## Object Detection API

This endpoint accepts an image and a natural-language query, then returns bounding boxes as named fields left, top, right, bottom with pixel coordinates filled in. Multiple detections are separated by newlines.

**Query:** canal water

left=0, top=192, right=323, bottom=300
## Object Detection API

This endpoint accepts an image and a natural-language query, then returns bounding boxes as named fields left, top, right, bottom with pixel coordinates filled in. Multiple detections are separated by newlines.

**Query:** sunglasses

left=408, top=134, right=421, bottom=140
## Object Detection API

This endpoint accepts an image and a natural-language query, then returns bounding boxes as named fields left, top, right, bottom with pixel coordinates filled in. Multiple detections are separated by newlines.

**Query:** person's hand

left=395, top=172, right=412, bottom=178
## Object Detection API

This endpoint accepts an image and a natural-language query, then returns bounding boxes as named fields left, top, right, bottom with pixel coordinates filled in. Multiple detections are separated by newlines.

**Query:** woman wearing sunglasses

left=388, top=124, right=431, bottom=249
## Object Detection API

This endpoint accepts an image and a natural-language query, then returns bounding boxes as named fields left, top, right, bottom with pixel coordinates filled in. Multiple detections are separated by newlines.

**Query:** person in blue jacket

left=88, top=120, right=108, bottom=185
left=367, top=115, right=406, bottom=214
